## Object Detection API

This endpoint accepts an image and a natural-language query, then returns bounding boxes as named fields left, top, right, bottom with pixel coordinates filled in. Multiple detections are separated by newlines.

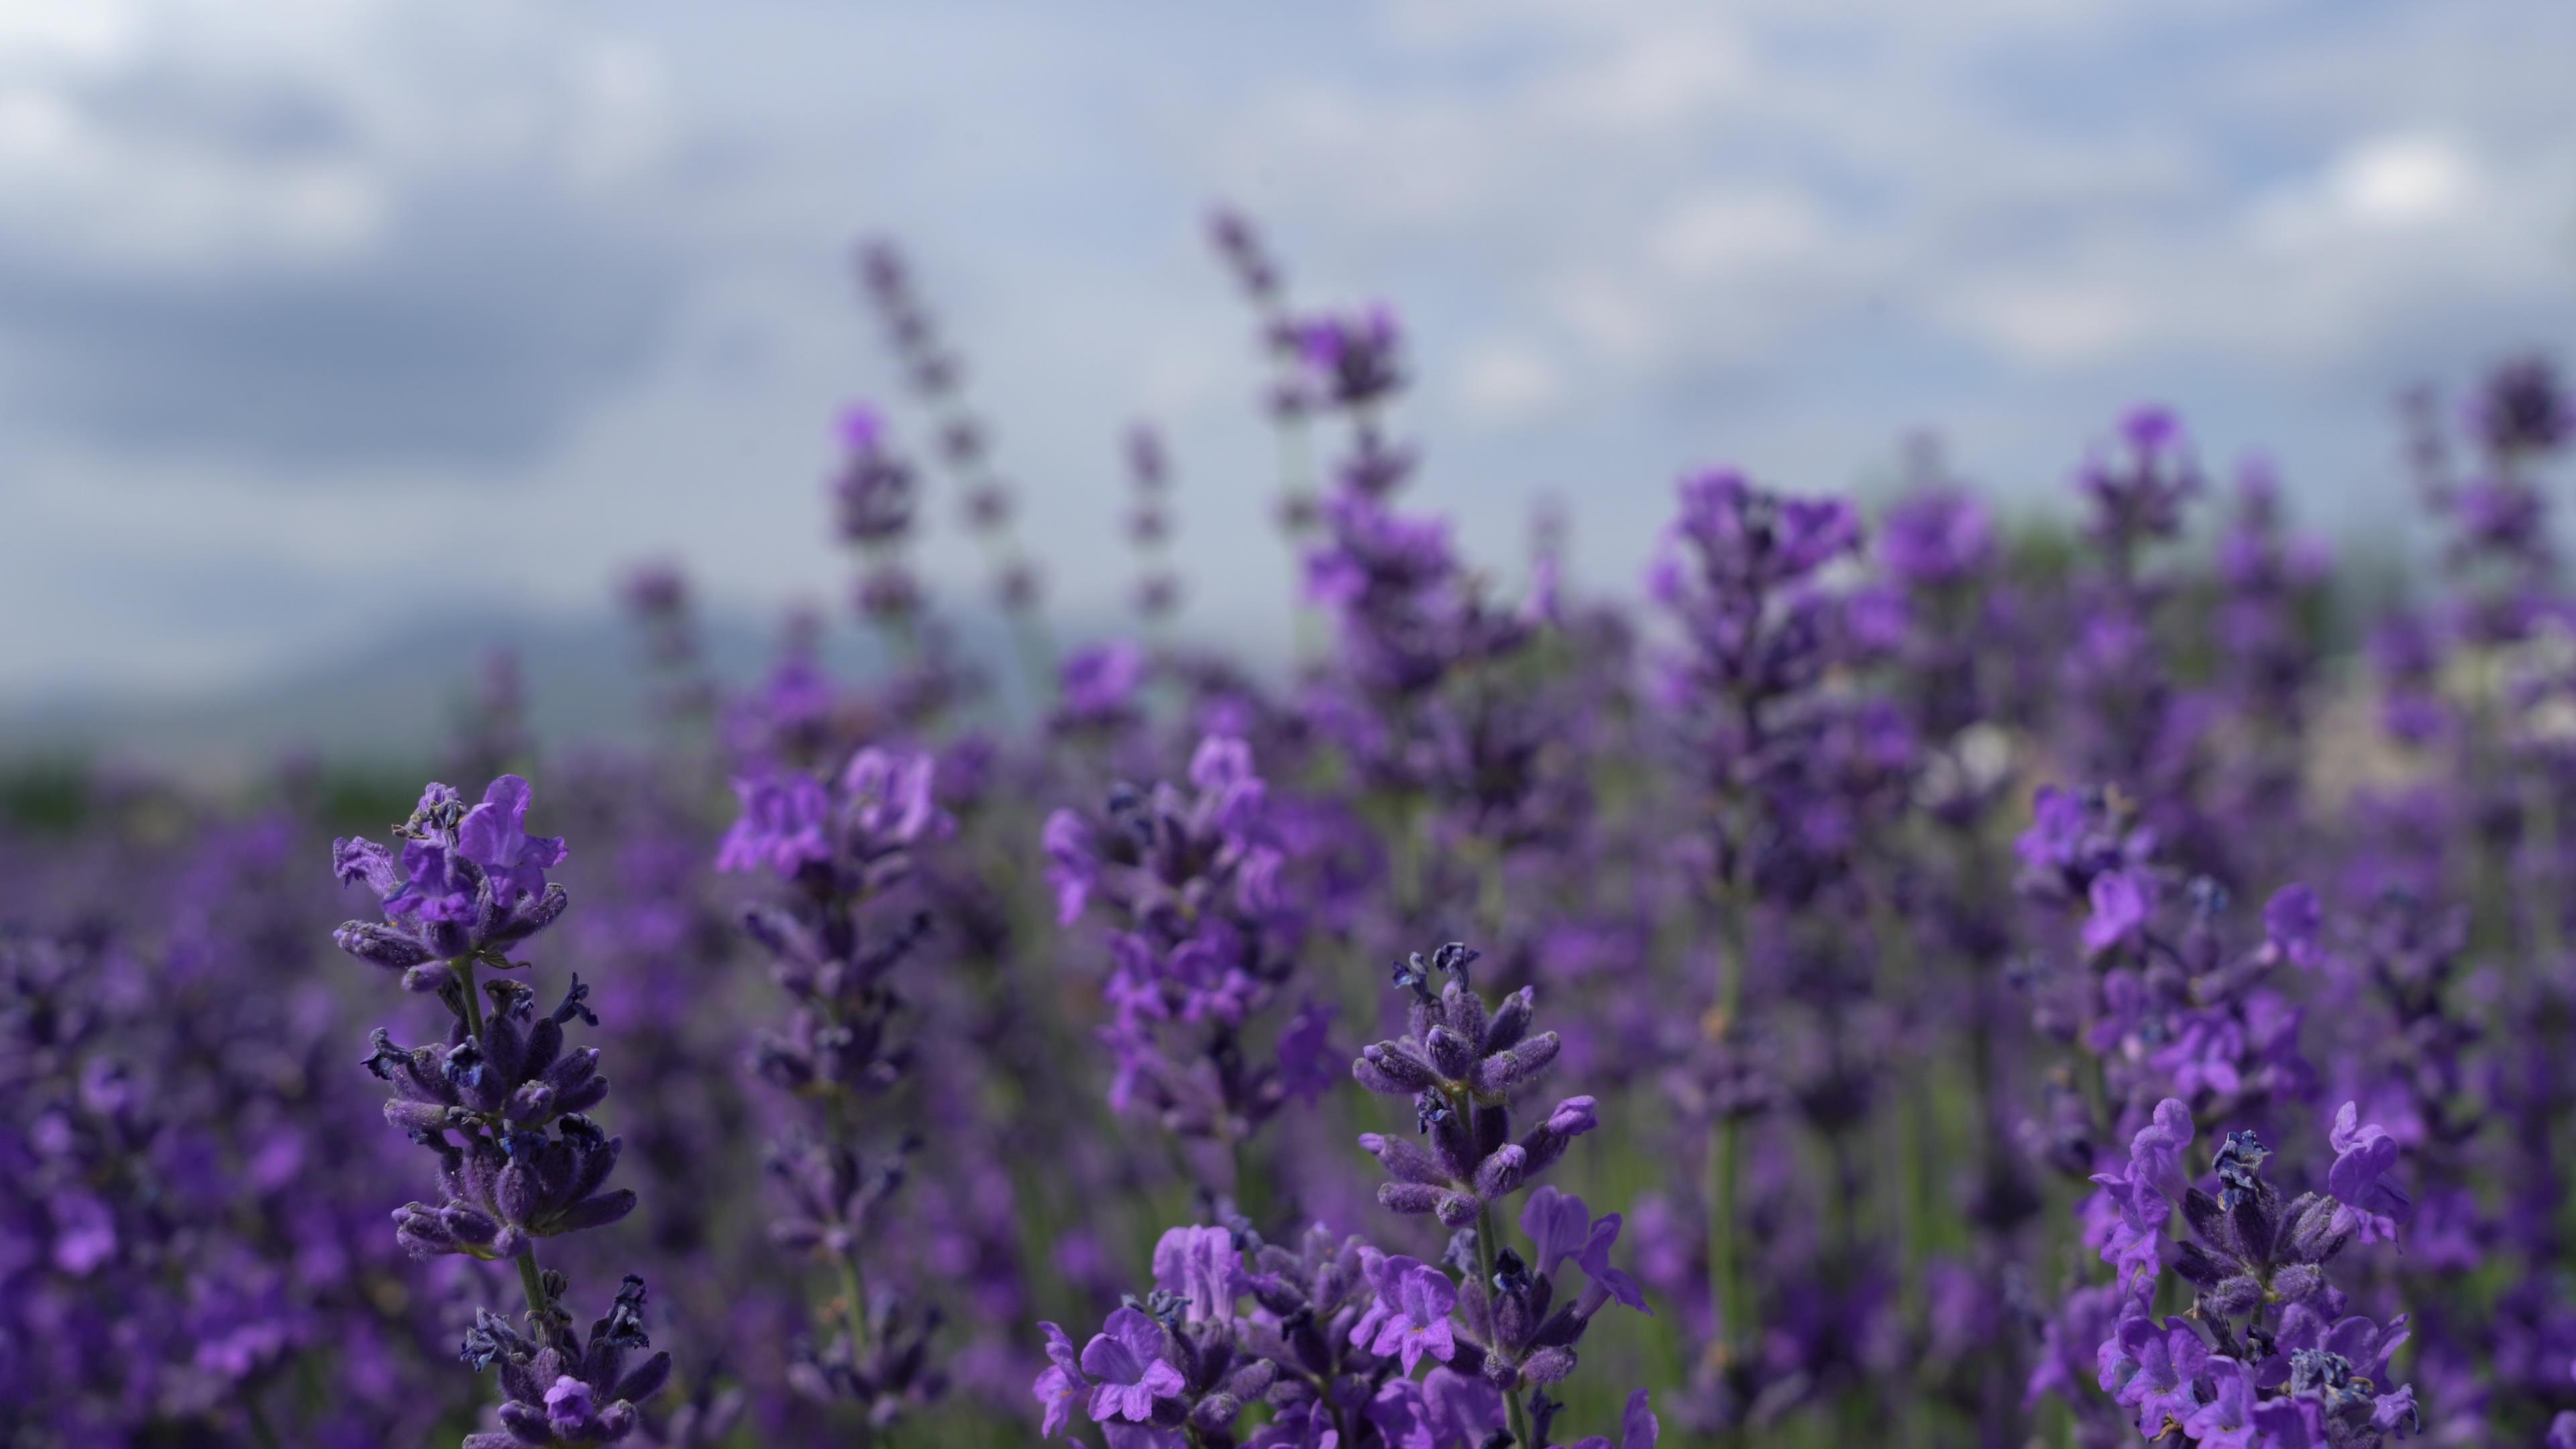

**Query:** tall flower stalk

left=331, top=775, right=674, bottom=1447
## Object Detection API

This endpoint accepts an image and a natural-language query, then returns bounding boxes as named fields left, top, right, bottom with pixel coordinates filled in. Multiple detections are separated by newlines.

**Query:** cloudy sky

left=3, top=0, right=2571, bottom=707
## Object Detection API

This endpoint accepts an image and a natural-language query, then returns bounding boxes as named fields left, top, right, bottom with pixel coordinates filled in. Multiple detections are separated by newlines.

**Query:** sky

left=3, top=0, right=2572, bottom=709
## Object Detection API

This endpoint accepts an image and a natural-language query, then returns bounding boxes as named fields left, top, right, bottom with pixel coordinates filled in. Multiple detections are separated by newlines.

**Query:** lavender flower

left=332, top=775, right=673, bottom=1448
left=460, top=1277, right=672, bottom=1449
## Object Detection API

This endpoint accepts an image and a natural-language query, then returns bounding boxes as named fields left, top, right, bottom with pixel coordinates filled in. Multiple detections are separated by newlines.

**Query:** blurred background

left=3, top=0, right=2571, bottom=775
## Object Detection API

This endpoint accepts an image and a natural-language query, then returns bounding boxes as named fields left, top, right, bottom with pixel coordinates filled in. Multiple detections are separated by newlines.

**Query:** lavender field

left=7, top=196, right=2575, bottom=1449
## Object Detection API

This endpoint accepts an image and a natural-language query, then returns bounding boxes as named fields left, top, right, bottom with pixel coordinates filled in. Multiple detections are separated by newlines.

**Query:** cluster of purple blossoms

left=716, top=742, right=955, bottom=1428
left=1045, top=735, right=1330, bottom=1185
left=1350, top=944, right=1594, bottom=1232
left=2084, top=1099, right=2418, bottom=1448
left=1030, top=938, right=1653, bottom=1449
left=332, top=775, right=673, bottom=1447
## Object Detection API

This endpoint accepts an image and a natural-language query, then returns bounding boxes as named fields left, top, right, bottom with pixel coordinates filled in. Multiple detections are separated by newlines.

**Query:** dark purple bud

left=497, top=1399, right=553, bottom=1440
left=2174, top=1241, right=2231, bottom=1288
left=1482, top=987, right=1534, bottom=1055
left=1426, top=1026, right=1477, bottom=1081
left=443, top=1206, right=500, bottom=1245
left=384, top=1099, right=460, bottom=1135
left=335, top=922, right=433, bottom=970
left=1359, top=1132, right=1451, bottom=1186
left=425, top=916, right=472, bottom=959
left=484, top=1012, right=527, bottom=1085
left=1473, top=1144, right=1528, bottom=1199
left=2271, top=1263, right=2326, bottom=1303
left=1379, top=1183, right=1444, bottom=1215
left=2206, top=1275, right=2263, bottom=1318
left=491, top=883, right=570, bottom=947
left=393, top=1202, right=455, bottom=1254
left=551, top=1190, right=638, bottom=1234
left=1435, top=1192, right=1482, bottom=1228
left=545, top=1047, right=600, bottom=1093
left=1440, top=981, right=1489, bottom=1049
left=1521, top=1346, right=1577, bottom=1384
left=1357, top=1043, right=1440, bottom=1095
left=613, top=1350, right=673, bottom=1404
left=1492, top=1285, right=1532, bottom=1351
left=1224, top=1359, right=1276, bottom=1401
left=402, top=963, right=458, bottom=995
left=521, top=1018, right=564, bottom=1079
left=496, top=1161, right=542, bottom=1224
left=1470, top=1033, right=1560, bottom=1093
left=506, top=1082, right=557, bottom=1123
left=1429, top=1099, right=1479, bottom=1181
left=2229, top=1190, right=2278, bottom=1265
left=564, top=1130, right=621, bottom=1202
left=553, top=1075, right=610, bottom=1117
left=2182, top=1187, right=2227, bottom=1246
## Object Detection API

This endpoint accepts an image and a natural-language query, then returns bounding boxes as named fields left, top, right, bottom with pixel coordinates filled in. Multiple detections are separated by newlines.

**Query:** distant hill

left=0, top=606, right=1046, bottom=783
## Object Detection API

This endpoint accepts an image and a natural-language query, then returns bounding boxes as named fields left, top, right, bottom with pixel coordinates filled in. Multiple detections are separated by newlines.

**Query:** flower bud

left=335, top=922, right=433, bottom=970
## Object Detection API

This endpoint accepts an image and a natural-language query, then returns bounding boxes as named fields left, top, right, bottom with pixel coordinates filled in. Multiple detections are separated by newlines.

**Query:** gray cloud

left=0, top=2, right=697, bottom=470
left=3, top=0, right=2573, bottom=713
left=0, top=181, right=682, bottom=467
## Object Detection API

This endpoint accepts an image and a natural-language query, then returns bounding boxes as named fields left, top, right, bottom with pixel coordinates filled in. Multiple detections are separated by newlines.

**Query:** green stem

left=2528, top=770, right=2563, bottom=964
left=1868, top=889, right=1932, bottom=1340
left=839, top=1250, right=873, bottom=1355
left=455, top=953, right=484, bottom=1042
left=1709, top=1116, right=1743, bottom=1357
left=515, top=1249, right=549, bottom=1322
left=1474, top=1202, right=1536, bottom=1448
left=244, top=1387, right=283, bottom=1449
left=1706, top=875, right=1752, bottom=1375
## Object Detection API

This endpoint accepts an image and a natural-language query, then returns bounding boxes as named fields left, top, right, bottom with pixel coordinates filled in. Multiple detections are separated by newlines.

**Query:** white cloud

left=1952, top=283, right=2143, bottom=366
left=0, top=0, right=142, bottom=68
left=2329, top=133, right=2477, bottom=226
left=1455, top=338, right=1566, bottom=424
left=1647, top=189, right=1827, bottom=280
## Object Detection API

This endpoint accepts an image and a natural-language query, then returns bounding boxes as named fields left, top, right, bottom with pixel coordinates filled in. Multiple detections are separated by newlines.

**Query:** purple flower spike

left=1081, top=1307, right=1183, bottom=1423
